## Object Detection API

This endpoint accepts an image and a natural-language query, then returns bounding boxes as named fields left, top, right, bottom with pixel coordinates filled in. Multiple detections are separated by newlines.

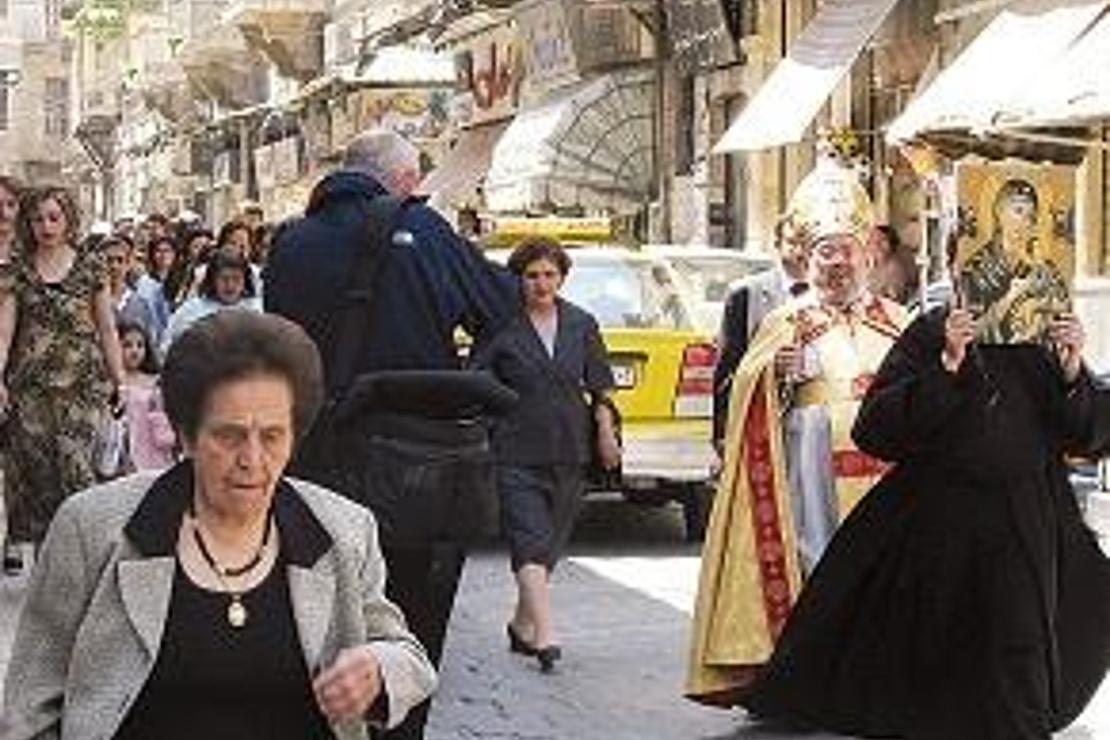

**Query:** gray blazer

left=1, top=465, right=436, bottom=740
left=472, top=299, right=614, bottom=466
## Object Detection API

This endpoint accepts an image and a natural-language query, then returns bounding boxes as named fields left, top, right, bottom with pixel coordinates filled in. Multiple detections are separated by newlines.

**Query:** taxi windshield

left=562, top=257, right=691, bottom=330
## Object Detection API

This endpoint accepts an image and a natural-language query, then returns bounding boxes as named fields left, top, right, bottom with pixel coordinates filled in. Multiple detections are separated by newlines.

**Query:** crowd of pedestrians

left=0, top=177, right=272, bottom=574
left=0, top=127, right=624, bottom=740
left=0, top=124, right=1108, bottom=740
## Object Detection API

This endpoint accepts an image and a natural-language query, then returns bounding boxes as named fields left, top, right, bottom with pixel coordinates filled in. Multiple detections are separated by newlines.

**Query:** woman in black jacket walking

left=473, top=237, right=621, bottom=672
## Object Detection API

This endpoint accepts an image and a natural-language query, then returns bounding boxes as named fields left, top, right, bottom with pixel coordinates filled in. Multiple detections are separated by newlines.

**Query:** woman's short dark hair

left=145, top=234, right=178, bottom=272
left=199, top=247, right=256, bottom=300
left=117, top=319, right=160, bottom=375
left=17, top=186, right=81, bottom=250
left=217, top=219, right=254, bottom=251
left=507, top=236, right=572, bottom=276
left=162, top=311, right=324, bottom=443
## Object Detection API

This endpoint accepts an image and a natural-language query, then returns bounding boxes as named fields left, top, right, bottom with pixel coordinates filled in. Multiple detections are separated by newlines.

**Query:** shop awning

left=417, top=121, right=509, bottom=211
left=485, top=71, right=655, bottom=214
left=995, top=7, right=1110, bottom=128
left=714, top=0, right=902, bottom=153
left=358, top=45, right=456, bottom=87
left=886, top=0, right=1107, bottom=142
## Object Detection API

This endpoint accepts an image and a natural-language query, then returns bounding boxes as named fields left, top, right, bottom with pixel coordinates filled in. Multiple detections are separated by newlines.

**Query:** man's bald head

left=343, top=129, right=422, bottom=196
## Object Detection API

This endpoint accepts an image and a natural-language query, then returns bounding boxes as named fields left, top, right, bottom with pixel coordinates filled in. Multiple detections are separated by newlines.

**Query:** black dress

left=742, top=309, right=1110, bottom=740
left=114, top=558, right=335, bottom=739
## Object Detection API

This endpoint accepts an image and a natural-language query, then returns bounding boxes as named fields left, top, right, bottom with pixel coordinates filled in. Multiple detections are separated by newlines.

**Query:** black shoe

left=506, top=623, right=538, bottom=656
left=536, top=645, right=562, bottom=673
left=2, top=553, right=22, bottom=576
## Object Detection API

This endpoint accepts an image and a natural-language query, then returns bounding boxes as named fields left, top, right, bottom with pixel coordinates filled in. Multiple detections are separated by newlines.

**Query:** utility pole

left=653, top=0, right=673, bottom=243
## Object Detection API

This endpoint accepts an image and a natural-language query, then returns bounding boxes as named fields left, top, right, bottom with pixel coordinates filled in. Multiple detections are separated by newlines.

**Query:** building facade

left=0, top=0, right=71, bottom=185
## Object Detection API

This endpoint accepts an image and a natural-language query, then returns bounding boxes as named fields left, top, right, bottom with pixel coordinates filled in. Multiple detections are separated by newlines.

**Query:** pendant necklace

left=190, top=504, right=274, bottom=629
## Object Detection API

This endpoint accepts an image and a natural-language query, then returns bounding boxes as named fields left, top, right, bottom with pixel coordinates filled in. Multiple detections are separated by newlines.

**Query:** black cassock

left=742, top=309, right=1110, bottom=740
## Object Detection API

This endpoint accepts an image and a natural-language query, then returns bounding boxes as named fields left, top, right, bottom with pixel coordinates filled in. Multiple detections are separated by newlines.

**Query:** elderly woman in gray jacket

left=1, top=311, right=436, bottom=739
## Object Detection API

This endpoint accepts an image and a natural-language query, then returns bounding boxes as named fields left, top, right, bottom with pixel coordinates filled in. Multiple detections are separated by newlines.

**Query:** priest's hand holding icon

left=942, top=308, right=977, bottom=374
left=1048, top=313, right=1085, bottom=384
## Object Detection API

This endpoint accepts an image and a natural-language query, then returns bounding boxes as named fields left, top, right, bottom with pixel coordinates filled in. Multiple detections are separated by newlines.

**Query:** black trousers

left=379, top=544, right=466, bottom=740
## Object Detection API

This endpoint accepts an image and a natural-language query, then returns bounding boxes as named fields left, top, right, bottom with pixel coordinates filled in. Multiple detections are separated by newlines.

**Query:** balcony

left=224, top=0, right=328, bottom=82
left=139, top=60, right=201, bottom=123
left=179, top=19, right=266, bottom=108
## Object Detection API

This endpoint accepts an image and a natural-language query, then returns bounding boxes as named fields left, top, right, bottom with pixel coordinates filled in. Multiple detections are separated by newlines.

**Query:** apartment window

left=45, top=0, right=61, bottom=38
left=44, top=77, right=69, bottom=137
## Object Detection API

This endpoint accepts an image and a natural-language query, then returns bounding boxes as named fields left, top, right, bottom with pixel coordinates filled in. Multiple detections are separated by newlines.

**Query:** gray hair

left=343, top=129, right=421, bottom=188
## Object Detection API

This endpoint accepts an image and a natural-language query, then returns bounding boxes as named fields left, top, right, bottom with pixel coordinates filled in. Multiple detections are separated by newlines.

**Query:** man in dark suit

left=265, top=129, right=516, bottom=740
left=713, top=215, right=810, bottom=453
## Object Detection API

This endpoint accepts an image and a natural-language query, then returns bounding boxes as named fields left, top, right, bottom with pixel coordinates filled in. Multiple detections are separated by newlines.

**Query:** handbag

left=94, top=410, right=128, bottom=479
left=588, top=394, right=623, bottom=490
left=292, top=196, right=507, bottom=546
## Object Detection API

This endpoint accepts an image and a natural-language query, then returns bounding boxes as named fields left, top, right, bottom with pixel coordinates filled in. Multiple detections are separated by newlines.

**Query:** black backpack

left=289, top=194, right=411, bottom=491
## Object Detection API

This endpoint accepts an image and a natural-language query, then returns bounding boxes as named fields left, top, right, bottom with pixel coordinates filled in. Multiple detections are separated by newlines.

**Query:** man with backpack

left=265, top=129, right=517, bottom=739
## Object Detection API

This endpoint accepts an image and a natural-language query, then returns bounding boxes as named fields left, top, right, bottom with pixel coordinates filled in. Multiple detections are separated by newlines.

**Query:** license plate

left=612, top=363, right=636, bottom=388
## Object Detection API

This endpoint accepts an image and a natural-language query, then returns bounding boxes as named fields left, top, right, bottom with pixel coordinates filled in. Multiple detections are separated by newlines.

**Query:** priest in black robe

left=740, top=306, right=1110, bottom=740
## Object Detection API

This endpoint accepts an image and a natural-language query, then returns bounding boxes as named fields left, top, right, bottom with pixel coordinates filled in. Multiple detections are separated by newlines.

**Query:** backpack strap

left=327, top=194, right=413, bottom=395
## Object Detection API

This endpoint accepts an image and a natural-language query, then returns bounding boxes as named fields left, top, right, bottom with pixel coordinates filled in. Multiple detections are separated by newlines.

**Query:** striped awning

left=714, top=0, right=902, bottom=152
left=417, top=121, right=509, bottom=211
left=886, top=0, right=1108, bottom=141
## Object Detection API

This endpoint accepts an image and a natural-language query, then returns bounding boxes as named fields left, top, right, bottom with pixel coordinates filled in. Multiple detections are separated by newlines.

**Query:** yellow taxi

left=485, top=239, right=717, bottom=540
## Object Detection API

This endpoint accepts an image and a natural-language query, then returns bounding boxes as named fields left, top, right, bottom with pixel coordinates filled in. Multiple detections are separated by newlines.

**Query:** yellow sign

left=485, top=216, right=614, bottom=247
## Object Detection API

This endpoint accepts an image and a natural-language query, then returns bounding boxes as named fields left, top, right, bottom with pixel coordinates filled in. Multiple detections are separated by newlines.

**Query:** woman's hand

left=942, top=308, right=977, bottom=374
left=313, top=645, right=385, bottom=722
left=594, top=399, right=621, bottom=470
left=597, top=427, right=622, bottom=470
left=1048, top=312, right=1085, bottom=384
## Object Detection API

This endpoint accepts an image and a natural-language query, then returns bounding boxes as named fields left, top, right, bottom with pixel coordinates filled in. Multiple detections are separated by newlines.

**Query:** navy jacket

left=264, top=171, right=516, bottom=388
left=472, top=299, right=614, bottom=466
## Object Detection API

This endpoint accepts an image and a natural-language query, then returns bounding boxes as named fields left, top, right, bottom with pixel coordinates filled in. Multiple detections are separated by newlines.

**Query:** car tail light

left=675, top=342, right=717, bottom=417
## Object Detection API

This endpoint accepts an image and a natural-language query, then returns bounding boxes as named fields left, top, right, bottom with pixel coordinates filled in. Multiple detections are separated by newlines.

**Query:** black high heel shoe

left=506, top=623, right=538, bottom=656
left=536, top=645, right=562, bottom=673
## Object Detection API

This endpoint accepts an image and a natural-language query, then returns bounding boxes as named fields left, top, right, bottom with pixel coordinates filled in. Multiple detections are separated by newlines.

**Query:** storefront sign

left=454, top=24, right=524, bottom=127
left=354, top=89, right=451, bottom=142
left=668, top=0, right=742, bottom=72
left=254, top=137, right=301, bottom=189
left=515, top=0, right=580, bottom=96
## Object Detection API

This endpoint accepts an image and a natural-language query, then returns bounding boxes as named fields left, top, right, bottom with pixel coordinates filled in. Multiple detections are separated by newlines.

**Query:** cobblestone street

left=1, top=499, right=1108, bottom=739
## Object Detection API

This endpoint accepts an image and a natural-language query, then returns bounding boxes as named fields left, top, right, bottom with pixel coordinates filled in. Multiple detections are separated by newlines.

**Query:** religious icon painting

left=954, top=161, right=1076, bottom=344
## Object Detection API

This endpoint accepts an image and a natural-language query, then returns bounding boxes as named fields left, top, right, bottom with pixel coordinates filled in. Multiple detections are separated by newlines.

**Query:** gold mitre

left=787, top=156, right=875, bottom=247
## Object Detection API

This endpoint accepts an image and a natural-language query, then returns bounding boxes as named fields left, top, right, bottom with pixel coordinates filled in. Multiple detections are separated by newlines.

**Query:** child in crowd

left=101, top=321, right=176, bottom=477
